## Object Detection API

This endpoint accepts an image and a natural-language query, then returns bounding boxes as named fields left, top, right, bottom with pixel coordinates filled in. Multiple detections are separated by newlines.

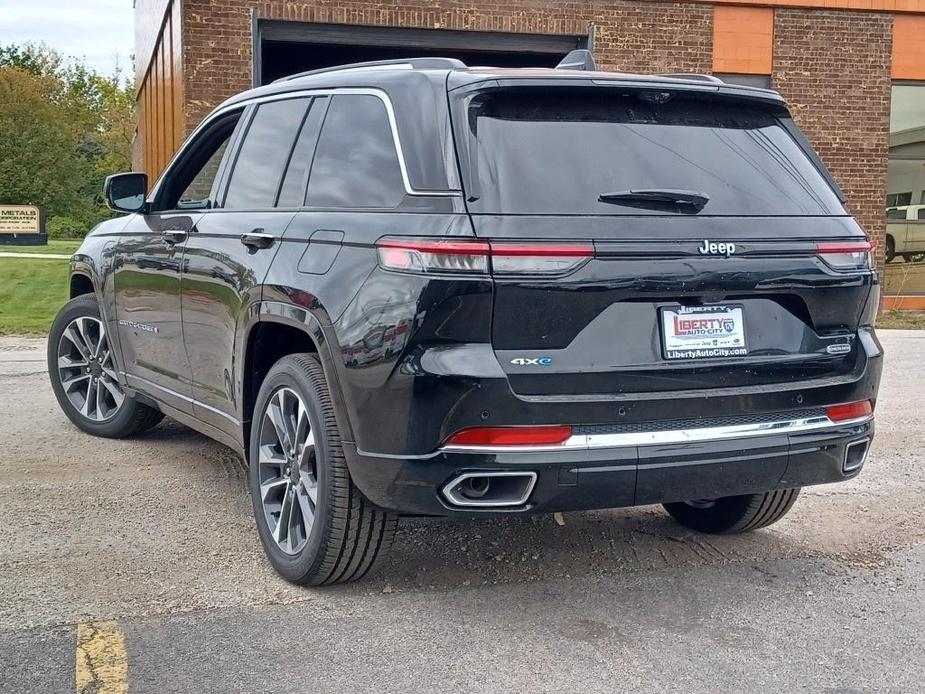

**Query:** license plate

left=660, top=305, right=747, bottom=360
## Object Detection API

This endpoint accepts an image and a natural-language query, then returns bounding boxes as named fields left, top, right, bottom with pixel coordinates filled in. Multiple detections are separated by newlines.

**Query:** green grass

left=877, top=310, right=925, bottom=330
left=0, top=257, right=69, bottom=335
left=0, top=239, right=82, bottom=255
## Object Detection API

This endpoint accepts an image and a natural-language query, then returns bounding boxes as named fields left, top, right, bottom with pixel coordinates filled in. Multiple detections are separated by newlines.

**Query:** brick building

left=134, top=0, right=925, bottom=297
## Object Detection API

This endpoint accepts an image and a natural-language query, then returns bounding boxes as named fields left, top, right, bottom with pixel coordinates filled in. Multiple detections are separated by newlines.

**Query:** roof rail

left=657, top=73, right=725, bottom=84
left=556, top=49, right=597, bottom=72
left=274, top=57, right=467, bottom=83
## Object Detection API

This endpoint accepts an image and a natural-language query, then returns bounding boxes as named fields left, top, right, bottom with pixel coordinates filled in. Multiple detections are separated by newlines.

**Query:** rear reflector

left=376, top=237, right=592, bottom=276
left=826, top=400, right=873, bottom=422
left=445, top=425, right=573, bottom=447
left=816, top=241, right=873, bottom=271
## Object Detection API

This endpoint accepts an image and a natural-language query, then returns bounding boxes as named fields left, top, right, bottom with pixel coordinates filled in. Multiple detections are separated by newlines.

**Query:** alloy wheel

left=257, top=387, right=319, bottom=555
left=56, top=316, right=124, bottom=421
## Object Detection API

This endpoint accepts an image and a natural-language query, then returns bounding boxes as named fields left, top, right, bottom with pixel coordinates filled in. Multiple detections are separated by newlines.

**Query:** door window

left=224, top=97, right=310, bottom=210
left=277, top=97, right=328, bottom=208
left=177, top=140, right=229, bottom=209
left=154, top=110, right=242, bottom=212
left=306, top=94, right=406, bottom=209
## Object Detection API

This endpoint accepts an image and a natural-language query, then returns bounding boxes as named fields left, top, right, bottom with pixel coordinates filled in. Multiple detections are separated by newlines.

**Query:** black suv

left=48, top=53, right=882, bottom=585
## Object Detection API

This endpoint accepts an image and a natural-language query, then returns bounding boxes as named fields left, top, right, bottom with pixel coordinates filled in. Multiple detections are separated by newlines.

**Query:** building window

left=884, top=83, right=925, bottom=294
left=887, top=191, right=913, bottom=208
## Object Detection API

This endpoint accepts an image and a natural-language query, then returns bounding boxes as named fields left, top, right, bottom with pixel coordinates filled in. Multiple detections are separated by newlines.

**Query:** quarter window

left=224, top=98, right=310, bottom=210
left=306, top=94, right=406, bottom=209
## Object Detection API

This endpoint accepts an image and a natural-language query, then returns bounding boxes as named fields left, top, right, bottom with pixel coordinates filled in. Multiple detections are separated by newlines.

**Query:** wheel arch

left=240, top=301, right=354, bottom=460
left=69, top=272, right=95, bottom=299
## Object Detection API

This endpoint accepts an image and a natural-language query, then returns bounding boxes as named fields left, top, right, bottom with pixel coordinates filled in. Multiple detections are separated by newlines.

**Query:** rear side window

left=886, top=208, right=907, bottom=220
left=459, top=88, right=846, bottom=217
left=224, top=98, right=310, bottom=209
left=277, top=97, right=328, bottom=208
left=306, top=94, right=405, bottom=209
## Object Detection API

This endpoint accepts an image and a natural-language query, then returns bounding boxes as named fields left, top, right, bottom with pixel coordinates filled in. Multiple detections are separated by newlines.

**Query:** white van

left=886, top=205, right=925, bottom=262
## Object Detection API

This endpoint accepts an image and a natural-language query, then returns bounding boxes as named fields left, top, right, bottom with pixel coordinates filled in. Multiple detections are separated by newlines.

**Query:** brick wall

left=592, top=1, right=712, bottom=73
left=773, top=9, right=892, bottom=262
left=175, top=1, right=893, bottom=266
left=180, top=0, right=712, bottom=131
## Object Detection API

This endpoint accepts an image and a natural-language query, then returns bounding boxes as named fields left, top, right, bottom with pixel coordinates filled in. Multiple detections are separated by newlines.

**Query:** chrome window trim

left=440, top=414, right=873, bottom=454
left=152, top=87, right=461, bottom=201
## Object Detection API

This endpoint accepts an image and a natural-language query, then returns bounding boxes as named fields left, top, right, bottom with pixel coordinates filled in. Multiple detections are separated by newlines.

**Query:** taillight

left=490, top=242, right=593, bottom=276
left=445, top=425, right=573, bottom=447
left=826, top=400, right=873, bottom=422
left=377, top=238, right=490, bottom=274
left=376, top=237, right=593, bottom=276
left=817, top=241, right=873, bottom=271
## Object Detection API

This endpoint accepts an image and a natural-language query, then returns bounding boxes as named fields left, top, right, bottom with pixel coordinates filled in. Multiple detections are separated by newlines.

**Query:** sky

left=0, top=0, right=134, bottom=76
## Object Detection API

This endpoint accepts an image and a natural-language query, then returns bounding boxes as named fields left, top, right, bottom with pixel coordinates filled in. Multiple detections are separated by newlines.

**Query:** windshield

left=458, top=88, right=845, bottom=216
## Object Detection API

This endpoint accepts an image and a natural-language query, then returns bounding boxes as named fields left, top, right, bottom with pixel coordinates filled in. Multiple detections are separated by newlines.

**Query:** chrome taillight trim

left=440, top=414, right=872, bottom=453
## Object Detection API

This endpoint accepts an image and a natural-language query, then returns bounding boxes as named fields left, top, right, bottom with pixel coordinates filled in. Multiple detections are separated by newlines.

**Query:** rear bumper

left=345, top=416, right=874, bottom=515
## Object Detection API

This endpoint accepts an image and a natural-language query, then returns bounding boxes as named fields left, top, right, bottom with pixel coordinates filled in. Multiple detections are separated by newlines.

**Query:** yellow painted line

left=75, top=621, right=129, bottom=694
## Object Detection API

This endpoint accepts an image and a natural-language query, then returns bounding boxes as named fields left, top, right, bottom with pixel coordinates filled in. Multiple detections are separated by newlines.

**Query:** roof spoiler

left=556, top=49, right=596, bottom=72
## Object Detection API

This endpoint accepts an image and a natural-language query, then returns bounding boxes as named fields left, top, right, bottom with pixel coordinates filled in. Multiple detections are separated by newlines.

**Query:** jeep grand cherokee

left=48, top=53, right=882, bottom=585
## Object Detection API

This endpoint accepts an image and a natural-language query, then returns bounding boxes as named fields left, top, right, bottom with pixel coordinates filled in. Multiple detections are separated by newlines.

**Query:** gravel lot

left=1, top=331, right=923, bottom=692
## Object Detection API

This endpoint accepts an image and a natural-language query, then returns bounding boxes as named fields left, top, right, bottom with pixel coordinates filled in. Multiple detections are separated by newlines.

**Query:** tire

left=47, top=295, right=164, bottom=438
left=663, top=489, right=800, bottom=534
left=248, top=353, right=397, bottom=586
left=885, top=236, right=895, bottom=263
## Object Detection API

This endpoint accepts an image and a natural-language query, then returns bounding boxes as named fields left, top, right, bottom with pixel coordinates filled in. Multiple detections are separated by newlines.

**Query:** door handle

left=241, top=230, right=275, bottom=250
left=161, top=229, right=188, bottom=245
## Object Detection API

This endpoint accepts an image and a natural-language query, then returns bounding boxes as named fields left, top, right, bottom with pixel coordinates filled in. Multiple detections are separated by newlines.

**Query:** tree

left=0, top=43, right=134, bottom=236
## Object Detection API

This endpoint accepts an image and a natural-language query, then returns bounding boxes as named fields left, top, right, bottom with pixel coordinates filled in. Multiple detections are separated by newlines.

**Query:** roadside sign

left=0, top=205, right=46, bottom=245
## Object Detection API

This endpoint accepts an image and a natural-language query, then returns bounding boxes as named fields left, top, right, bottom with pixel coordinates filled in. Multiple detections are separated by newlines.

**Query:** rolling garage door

left=253, top=20, right=591, bottom=85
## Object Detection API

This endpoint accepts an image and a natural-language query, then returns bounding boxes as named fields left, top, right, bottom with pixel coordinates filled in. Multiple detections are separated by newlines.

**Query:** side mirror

left=104, top=172, right=148, bottom=214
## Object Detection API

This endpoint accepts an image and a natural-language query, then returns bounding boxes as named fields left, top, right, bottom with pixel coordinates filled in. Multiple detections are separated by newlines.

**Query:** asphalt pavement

left=1, top=331, right=923, bottom=693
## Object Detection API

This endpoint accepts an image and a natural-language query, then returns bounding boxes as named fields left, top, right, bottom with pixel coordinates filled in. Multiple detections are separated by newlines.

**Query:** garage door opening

left=255, top=21, right=590, bottom=85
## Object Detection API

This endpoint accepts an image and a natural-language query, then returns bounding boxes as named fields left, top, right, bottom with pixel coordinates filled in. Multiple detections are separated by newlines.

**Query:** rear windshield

left=458, top=88, right=845, bottom=216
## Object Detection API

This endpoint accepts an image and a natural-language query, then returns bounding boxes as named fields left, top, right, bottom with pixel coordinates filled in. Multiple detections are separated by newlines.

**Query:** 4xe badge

left=698, top=239, right=736, bottom=257
left=510, top=357, right=553, bottom=366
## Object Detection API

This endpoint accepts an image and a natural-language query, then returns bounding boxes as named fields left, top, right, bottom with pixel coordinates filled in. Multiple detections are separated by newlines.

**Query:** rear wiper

left=598, top=189, right=710, bottom=211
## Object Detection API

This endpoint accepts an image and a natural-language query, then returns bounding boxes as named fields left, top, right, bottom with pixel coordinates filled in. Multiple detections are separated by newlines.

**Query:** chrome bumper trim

left=440, top=415, right=872, bottom=454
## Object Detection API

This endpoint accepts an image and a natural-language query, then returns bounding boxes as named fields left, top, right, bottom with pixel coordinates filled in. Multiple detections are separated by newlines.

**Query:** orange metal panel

left=135, top=0, right=172, bottom=88
left=882, top=295, right=925, bottom=309
left=154, top=45, right=164, bottom=178
left=893, top=15, right=925, bottom=78
left=713, top=6, right=774, bottom=75
left=700, top=0, right=925, bottom=12
left=170, top=0, right=184, bottom=152
left=164, top=14, right=175, bottom=168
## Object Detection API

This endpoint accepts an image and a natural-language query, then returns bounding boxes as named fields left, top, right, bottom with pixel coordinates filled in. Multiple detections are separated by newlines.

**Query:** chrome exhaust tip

left=441, top=471, right=537, bottom=508
left=843, top=438, right=870, bottom=473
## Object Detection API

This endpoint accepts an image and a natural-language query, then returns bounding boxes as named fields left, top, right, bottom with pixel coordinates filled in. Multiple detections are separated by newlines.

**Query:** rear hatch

left=450, top=81, right=875, bottom=397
